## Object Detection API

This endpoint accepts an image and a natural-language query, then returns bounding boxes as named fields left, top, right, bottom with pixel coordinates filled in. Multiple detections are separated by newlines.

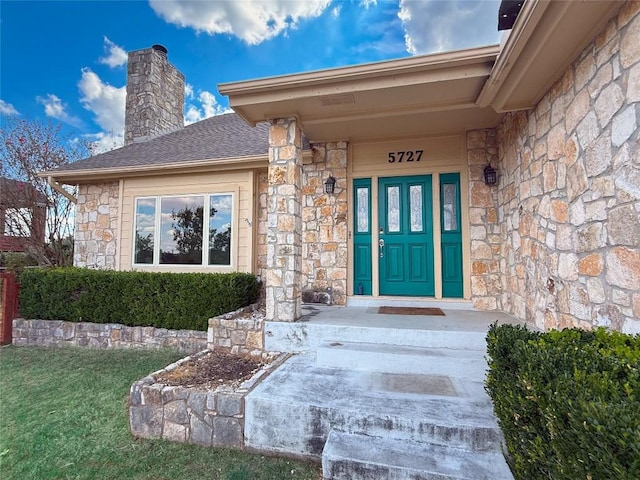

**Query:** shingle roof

left=54, top=113, right=270, bottom=173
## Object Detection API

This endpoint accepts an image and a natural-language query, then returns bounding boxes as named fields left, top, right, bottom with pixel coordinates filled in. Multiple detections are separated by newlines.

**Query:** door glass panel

left=443, top=184, right=458, bottom=231
left=356, top=187, right=369, bottom=233
left=387, top=186, right=400, bottom=232
left=409, top=185, right=423, bottom=232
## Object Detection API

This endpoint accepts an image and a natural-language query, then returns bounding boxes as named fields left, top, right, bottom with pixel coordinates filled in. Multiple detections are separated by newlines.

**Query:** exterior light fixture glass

left=483, top=165, right=497, bottom=186
left=324, top=176, right=336, bottom=194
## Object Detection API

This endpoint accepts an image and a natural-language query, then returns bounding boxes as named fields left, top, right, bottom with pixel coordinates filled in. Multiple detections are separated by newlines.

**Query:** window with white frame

left=133, top=193, right=233, bottom=267
left=4, top=207, right=32, bottom=237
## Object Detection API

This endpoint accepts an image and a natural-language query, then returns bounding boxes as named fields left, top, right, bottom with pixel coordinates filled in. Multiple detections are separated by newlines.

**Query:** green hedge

left=486, top=324, right=640, bottom=480
left=18, top=268, right=261, bottom=331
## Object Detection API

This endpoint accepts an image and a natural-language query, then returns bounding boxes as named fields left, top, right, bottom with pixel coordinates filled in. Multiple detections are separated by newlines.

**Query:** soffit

left=219, top=46, right=502, bottom=142
left=478, top=0, right=622, bottom=112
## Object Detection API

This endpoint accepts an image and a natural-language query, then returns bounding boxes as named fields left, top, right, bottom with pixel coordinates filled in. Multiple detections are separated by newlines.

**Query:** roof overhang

left=40, top=154, right=271, bottom=184
left=219, top=46, right=502, bottom=142
left=478, top=0, right=621, bottom=112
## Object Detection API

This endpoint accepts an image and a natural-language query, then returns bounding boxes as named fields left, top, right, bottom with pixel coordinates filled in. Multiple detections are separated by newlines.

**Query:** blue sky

left=1, top=0, right=502, bottom=152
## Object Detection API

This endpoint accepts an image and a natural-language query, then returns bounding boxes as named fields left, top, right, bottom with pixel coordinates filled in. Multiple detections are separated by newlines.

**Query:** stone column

left=266, top=118, right=303, bottom=322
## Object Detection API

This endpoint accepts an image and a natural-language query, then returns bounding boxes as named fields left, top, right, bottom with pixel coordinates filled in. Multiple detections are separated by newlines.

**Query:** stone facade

left=467, top=130, right=503, bottom=311
left=207, top=305, right=266, bottom=358
left=129, top=350, right=284, bottom=447
left=265, top=118, right=304, bottom=322
left=301, top=143, right=349, bottom=305
left=124, top=45, right=185, bottom=145
left=469, top=2, right=640, bottom=333
left=74, top=182, right=119, bottom=269
left=12, top=318, right=207, bottom=353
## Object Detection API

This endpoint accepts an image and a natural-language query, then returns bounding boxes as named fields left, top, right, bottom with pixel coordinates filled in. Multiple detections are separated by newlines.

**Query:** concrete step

left=265, top=321, right=488, bottom=353
left=316, top=341, right=488, bottom=378
left=244, top=354, right=503, bottom=458
left=322, top=430, right=514, bottom=480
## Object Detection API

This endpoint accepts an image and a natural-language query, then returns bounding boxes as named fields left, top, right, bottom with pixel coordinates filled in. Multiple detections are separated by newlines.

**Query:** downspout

left=48, top=176, right=77, bottom=204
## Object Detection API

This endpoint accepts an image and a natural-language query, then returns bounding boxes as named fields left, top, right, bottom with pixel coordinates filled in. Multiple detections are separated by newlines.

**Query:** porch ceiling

left=218, top=46, right=503, bottom=143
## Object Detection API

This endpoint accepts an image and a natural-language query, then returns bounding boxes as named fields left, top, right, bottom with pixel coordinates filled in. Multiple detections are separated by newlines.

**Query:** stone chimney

left=124, top=44, right=185, bottom=146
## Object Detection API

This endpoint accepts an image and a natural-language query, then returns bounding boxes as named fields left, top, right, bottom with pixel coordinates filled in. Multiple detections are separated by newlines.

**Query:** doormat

left=378, top=306, right=445, bottom=316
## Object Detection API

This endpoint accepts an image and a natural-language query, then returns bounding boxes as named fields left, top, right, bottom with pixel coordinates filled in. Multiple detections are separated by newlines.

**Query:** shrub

left=486, top=324, right=640, bottom=480
left=18, top=268, right=261, bottom=331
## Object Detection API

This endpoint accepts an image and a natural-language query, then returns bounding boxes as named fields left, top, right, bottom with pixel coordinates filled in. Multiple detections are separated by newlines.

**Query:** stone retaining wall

left=129, top=350, right=285, bottom=447
left=12, top=318, right=207, bottom=353
left=207, top=304, right=267, bottom=358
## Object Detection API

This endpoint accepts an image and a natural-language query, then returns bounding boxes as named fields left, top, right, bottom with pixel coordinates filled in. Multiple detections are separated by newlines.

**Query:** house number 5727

left=388, top=150, right=423, bottom=163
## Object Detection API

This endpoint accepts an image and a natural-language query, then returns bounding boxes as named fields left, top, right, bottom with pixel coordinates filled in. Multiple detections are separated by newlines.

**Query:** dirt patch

left=155, top=351, right=266, bottom=390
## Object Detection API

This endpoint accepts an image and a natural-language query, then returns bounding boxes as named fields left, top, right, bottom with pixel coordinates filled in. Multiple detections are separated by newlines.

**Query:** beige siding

left=351, top=135, right=465, bottom=177
left=120, top=170, right=255, bottom=273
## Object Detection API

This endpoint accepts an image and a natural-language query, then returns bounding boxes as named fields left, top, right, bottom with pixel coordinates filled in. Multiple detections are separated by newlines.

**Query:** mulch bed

left=155, top=351, right=265, bottom=389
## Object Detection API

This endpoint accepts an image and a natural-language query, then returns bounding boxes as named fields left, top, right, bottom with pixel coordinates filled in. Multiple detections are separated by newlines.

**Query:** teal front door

left=378, top=175, right=434, bottom=296
left=440, top=173, right=463, bottom=298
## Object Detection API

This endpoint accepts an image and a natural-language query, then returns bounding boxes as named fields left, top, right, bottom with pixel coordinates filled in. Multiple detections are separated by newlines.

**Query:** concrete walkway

left=245, top=304, right=519, bottom=480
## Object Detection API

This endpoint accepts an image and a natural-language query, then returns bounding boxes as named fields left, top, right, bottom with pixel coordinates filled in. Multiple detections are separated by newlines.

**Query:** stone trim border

left=12, top=318, right=207, bottom=354
left=129, top=349, right=288, bottom=447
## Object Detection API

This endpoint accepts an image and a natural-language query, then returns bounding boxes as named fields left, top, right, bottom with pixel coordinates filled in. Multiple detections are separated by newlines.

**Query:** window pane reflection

left=134, top=198, right=155, bottom=264
left=159, top=196, right=204, bottom=265
left=209, top=194, right=232, bottom=265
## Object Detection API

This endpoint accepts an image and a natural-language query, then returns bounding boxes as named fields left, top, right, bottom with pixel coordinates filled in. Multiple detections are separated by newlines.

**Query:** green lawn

left=0, top=346, right=320, bottom=480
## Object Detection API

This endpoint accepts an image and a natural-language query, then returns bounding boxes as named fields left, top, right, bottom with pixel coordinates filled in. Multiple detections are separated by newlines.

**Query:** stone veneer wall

left=301, top=143, right=348, bottom=305
left=481, top=2, right=639, bottom=333
left=467, top=130, right=503, bottom=311
left=12, top=318, right=207, bottom=353
left=74, top=182, right=119, bottom=269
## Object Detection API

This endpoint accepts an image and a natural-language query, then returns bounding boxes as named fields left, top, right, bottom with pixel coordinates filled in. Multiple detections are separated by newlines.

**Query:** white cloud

left=360, top=0, right=377, bottom=8
left=149, top=0, right=331, bottom=45
left=99, top=36, right=128, bottom=68
left=84, top=131, right=124, bottom=154
left=0, top=99, right=20, bottom=116
left=36, top=94, right=82, bottom=127
left=185, top=90, right=232, bottom=125
left=185, top=83, right=195, bottom=100
left=78, top=68, right=126, bottom=153
left=78, top=68, right=126, bottom=136
left=398, top=0, right=501, bottom=55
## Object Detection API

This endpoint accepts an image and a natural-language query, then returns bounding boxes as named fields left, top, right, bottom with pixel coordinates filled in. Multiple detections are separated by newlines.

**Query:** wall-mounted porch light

left=483, top=165, right=498, bottom=186
left=324, top=176, right=336, bottom=194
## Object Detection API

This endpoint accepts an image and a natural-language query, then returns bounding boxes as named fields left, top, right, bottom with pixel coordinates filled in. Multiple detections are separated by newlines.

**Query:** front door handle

left=379, top=238, right=385, bottom=258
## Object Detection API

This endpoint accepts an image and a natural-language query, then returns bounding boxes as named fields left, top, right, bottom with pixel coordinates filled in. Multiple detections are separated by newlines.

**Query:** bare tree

left=1, top=118, right=90, bottom=266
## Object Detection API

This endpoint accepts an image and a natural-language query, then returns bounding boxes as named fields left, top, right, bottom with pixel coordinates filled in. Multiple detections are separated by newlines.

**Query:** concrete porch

left=245, top=304, right=521, bottom=479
